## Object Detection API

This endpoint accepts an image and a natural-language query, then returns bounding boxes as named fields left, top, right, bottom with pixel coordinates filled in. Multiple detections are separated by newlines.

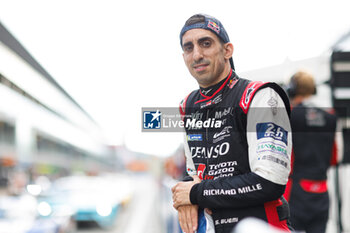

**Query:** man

left=171, top=14, right=293, bottom=233
left=284, top=71, right=343, bottom=233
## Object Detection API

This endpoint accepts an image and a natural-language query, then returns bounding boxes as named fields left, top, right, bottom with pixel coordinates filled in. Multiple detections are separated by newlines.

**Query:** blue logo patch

left=143, top=110, right=161, bottom=129
left=256, top=122, right=288, bottom=145
left=187, top=134, right=202, bottom=141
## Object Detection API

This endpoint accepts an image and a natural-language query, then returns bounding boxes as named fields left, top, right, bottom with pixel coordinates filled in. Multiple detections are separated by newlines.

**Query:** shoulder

left=179, top=90, right=198, bottom=118
left=239, top=81, right=290, bottom=116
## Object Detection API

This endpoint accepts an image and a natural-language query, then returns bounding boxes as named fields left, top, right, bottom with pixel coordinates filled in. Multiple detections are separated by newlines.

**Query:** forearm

left=189, top=172, right=285, bottom=209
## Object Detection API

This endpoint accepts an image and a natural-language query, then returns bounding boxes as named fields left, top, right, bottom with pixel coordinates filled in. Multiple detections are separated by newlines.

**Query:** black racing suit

left=180, top=70, right=293, bottom=233
left=284, top=102, right=340, bottom=233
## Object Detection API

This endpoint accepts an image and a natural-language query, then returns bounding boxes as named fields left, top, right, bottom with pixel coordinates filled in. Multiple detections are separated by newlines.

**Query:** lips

left=193, top=63, right=209, bottom=72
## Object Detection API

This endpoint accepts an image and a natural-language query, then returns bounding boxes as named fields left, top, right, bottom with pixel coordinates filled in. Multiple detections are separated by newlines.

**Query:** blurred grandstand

left=0, top=21, right=119, bottom=187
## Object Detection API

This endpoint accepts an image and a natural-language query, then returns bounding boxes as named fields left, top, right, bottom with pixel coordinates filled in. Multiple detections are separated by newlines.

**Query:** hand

left=178, top=205, right=198, bottom=233
left=205, top=208, right=212, bottom=215
left=172, top=175, right=201, bottom=209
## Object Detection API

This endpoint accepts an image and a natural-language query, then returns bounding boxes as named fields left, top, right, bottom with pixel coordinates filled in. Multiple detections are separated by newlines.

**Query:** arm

left=172, top=133, right=200, bottom=233
left=188, top=87, right=292, bottom=209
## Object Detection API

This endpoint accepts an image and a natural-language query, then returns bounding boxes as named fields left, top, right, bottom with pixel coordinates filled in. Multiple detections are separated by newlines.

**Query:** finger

left=185, top=206, right=194, bottom=233
left=190, top=205, right=198, bottom=232
left=173, top=194, right=180, bottom=209
left=178, top=209, right=185, bottom=233
left=179, top=208, right=190, bottom=233
left=173, top=202, right=179, bottom=210
left=173, top=201, right=180, bottom=209
left=172, top=194, right=178, bottom=209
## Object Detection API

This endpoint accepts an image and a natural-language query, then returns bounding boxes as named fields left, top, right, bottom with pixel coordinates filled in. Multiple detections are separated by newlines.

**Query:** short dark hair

left=182, top=14, right=224, bottom=45
left=184, top=14, right=206, bottom=27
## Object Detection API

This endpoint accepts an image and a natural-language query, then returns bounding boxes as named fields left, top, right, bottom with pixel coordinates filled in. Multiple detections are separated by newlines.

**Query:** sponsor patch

left=187, top=134, right=203, bottom=141
left=213, top=126, right=232, bottom=143
left=207, top=20, right=220, bottom=34
left=256, top=122, right=288, bottom=145
left=257, top=142, right=288, bottom=157
left=197, top=163, right=206, bottom=180
left=206, top=161, right=237, bottom=179
left=227, top=77, right=238, bottom=89
left=187, top=168, right=196, bottom=176
left=190, top=142, right=230, bottom=159
left=201, top=88, right=212, bottom=96
left=260, top=155, right=288, bottom=168
left=200, top=94, right=223, bottom=109
left=214, top=107, right=233, bottom=119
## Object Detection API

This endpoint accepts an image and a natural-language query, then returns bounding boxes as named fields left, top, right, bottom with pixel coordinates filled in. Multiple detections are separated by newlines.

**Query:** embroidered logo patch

left=207, top=20, right=220, bottom=34
left=256, top=122, right=288, bottom=145
left=187, top=134, right=203, bottom=141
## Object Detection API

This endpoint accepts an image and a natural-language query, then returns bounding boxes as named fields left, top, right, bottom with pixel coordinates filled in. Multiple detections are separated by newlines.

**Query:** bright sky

left=0, top=0, right=349, bottom=156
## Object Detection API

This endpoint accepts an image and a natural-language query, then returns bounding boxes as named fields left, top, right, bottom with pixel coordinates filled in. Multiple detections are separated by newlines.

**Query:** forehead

left=182, top=28, right=219, bottom=45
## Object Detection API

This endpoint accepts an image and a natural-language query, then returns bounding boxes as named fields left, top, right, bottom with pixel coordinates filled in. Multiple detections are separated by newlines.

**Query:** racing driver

left=171, top=14, right=293, bottom=233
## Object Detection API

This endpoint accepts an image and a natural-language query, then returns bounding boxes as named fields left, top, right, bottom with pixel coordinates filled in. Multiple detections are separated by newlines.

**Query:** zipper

left=206, top=109, right=210, bottom=167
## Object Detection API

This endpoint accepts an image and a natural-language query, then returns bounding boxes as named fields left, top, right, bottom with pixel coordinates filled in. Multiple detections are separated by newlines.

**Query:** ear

left=224, top=42, right=234, bottom=60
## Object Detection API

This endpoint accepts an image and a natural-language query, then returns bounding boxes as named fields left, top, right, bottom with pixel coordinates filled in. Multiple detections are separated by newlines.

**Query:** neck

left=199, top=69, right=233, bottom=97
left=199, top=64, right=232, bottom=89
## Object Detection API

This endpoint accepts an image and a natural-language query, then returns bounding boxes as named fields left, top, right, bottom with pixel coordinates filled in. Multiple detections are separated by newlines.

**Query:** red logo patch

left=207, top=20, right=220, bottom=34
left=197, top=164, right=206, bottom=180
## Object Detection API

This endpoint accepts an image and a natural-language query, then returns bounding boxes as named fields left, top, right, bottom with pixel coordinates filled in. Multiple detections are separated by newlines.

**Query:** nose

left=192, top=45, right=204, bottom=62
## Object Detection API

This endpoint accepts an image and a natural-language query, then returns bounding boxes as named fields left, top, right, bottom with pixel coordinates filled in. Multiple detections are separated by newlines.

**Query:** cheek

left=183, top=55, right=192, bottom=68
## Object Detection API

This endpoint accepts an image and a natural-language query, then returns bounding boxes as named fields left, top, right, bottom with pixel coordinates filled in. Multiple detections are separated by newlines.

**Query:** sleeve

left=184, top=133, right=197, bottom=176
left=189, top=87, right=292, bottom=209
left=246, top=87, right=292, bottom=185
left=179, top=93, right=197, bottom=177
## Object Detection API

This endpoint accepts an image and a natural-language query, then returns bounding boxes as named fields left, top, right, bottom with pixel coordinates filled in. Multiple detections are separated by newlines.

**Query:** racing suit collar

left=195, top=69, right=237, bottom=107
left=199, top=69, right=234, bottom=98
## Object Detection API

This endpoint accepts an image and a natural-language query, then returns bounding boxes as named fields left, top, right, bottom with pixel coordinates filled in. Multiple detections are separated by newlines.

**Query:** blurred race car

left=0, top=193, right=75, bottom=233
left=38, top=174, right=132, bottom=229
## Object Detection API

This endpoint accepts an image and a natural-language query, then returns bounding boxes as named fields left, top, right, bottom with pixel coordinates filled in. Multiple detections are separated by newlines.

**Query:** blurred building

left=0, top=21, right=115, bottom=183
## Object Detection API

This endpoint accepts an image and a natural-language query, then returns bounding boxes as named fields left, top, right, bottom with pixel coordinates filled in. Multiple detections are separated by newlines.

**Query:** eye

left=183, top=44, right=193, bottom=53
left=200, top=40, right=211, bottom=48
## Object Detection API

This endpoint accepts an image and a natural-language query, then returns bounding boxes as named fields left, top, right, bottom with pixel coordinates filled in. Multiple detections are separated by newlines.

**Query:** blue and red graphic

left=256, top=122, right=288, bottom=145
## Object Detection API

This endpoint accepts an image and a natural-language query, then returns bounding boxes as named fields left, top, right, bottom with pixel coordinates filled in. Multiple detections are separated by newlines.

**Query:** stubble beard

left=193, top=63, right=226, bottom=88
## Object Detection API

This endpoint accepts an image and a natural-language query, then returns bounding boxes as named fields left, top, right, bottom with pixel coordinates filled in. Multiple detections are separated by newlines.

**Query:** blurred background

left=0, top=0, right=350, bottom=232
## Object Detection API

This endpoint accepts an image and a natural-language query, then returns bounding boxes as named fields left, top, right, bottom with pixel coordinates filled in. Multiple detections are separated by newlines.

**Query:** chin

left=196, top=78, right=213, bottom=87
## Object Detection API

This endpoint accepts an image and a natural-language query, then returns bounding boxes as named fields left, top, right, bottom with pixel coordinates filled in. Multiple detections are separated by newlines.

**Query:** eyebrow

left=182, top=36, right=213, bottom=49
left=197, top=36, right=213, bottom=44
left=183, top=41, right=193, bottom=49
